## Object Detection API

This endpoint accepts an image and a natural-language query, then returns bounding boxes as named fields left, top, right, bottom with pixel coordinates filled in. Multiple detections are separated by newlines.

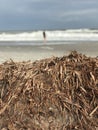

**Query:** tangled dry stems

left=0, top=51, right=98, bottom=130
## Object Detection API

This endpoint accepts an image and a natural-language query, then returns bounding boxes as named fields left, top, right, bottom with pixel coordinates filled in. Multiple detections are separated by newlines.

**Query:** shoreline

left=0, top=42, right=98, bottom=63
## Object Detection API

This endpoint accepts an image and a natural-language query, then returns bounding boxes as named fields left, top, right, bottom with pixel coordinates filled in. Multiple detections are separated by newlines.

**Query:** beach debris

left=0, top=51, right=98, bottom=130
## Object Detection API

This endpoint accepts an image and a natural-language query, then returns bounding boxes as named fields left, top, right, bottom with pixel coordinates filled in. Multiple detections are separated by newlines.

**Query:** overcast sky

left=0, top=0, right=98, bottom=30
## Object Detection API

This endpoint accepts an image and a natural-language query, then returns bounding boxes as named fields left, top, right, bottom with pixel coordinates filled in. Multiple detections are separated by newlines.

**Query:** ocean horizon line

left=0, top=28, right=98, bottom=32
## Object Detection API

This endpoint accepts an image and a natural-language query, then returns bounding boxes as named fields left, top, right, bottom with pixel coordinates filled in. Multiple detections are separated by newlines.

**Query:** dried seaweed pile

left=0, top=51, right=98, bottom=130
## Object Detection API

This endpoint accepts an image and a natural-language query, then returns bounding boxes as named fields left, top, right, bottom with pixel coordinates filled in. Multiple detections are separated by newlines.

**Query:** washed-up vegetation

left=0, top=51, right=98, bottom=130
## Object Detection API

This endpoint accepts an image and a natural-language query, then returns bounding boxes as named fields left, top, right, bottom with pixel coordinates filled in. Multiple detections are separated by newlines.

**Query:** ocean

left=0, top=29, right=98, bottom=45
left=0, top=29, right=98, bottom=63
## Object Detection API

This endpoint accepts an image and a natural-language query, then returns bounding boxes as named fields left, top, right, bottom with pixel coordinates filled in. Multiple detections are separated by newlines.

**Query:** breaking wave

left=0, top=29, right=98, bottom=42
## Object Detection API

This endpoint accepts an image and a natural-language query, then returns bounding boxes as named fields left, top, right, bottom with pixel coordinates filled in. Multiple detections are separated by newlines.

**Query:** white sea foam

left=0, top=29, right=98, bottom=42
left=40, top=46, right=54, bottom=50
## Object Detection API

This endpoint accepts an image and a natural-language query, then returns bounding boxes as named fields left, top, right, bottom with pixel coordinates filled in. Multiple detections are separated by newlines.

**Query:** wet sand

left=0, top=42, right=98, bottom=63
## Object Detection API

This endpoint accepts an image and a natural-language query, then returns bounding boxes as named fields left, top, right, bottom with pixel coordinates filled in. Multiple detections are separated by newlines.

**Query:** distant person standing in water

left=43, top=31, right=46, bottom=43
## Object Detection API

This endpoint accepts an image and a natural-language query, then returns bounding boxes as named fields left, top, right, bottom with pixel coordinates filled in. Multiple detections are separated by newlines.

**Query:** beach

left=0, top=42, right=98, bottom=63
left=0, top=42, right=98, bottom=130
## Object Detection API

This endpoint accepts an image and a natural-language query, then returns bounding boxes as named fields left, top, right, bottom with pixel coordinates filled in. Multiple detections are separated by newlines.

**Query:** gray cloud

left=0, top=0, right=98, bottom=30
